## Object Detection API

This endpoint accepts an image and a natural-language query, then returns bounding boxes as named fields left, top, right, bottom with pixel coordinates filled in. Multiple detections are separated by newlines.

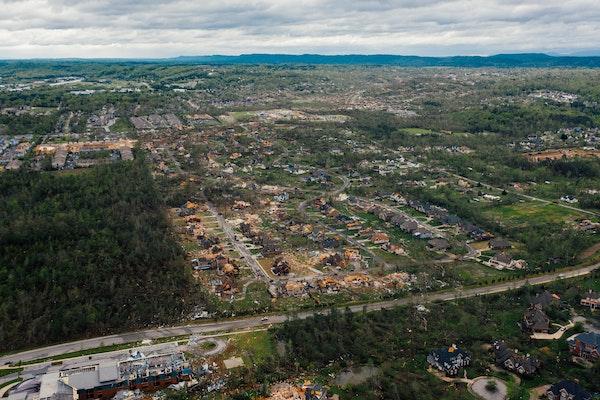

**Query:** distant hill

left=169, top=53, right=600, bottom=67
left=2, top=53, right=600, bottom=68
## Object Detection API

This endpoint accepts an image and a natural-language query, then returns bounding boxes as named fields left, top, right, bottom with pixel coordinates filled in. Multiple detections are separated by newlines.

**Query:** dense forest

left=0, top=159, right=202, bottom=351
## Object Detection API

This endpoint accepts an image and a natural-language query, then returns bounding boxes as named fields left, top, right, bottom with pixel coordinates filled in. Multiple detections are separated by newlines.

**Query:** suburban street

left=2, top=261, right=597, bottom=367
left=207, top=203, right=271, bottom=281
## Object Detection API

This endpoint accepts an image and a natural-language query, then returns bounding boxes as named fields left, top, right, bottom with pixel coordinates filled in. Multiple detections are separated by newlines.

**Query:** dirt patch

left=580, top=241, right=600, bottom=260
left=335, top=365, right=379, bottom=386
left=525, top=148, right=600, bottom=162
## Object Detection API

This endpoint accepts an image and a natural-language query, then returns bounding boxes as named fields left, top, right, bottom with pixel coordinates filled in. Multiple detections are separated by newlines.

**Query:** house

left=532, top=290, right=559, bottom=309
left=461, top=223, right=494, bottom=241
left=560, top=195, right=578, bottom=204
left=262, top=241, right=282, bottom=257
left=489, top=253, right=527, bottom=270
left=489, top=253, right=513, bottom=269
left=390, top=214, right=407, bottom=227
left=492, top=341, right=540, bottom=376
left=489, top=238, right=511, bottom=250
left=567, top=332, right=600, bottom=362
left=358, top=227, right=374, bottom=237
left=522, top=304, right=550, bottom=333
left=440, top=214, right=461, bottom=226
left=371, top=232, right=390, bottom=245
left=413, top=228, right=434, bottom=239
left=427, top=238, right=450, bottom=251
left=389, top=193, right=406, bottom=204
left=307, top=169, right=331, bottom=183
left=322, top=237, right=340, bottom=249
left=336, top=214, right=352, bottom=224
left=346, top=221, right=362, bottom=231
left=384, top=243, right=407, bottom=256
left=271, top=257, right=291, bottom=276
left=322, top=253, right=345, bottom=267
left=400, top=220, right=418, bottom=233
left=191, top=258, right=212, bottom=271
left=344, top=248, right=361, bottom=262
left=580, top=290, right=600, bottom=310
left=426, top=345, right=471, bottom=376
left=546, top=381, right=591, bottom=400
left=273, top=192, right=289, bottom=202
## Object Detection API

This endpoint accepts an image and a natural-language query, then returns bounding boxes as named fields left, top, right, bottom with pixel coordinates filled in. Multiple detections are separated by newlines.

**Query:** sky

left=1, top=0, right=599, bottom=59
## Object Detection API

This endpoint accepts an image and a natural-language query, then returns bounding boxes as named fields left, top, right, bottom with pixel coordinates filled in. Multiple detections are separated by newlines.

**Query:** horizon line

left=2, top=52, right=600, bottom=62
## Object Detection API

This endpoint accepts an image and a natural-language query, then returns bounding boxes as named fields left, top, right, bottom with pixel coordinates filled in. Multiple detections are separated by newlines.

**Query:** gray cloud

left=0, top=0, right=598, bottom=58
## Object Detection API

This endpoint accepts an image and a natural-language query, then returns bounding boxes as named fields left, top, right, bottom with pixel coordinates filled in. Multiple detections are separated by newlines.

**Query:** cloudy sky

left=1, top=0, right=599, bottom=59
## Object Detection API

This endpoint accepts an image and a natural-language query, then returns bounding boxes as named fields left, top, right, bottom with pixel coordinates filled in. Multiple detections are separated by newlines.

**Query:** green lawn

left=484, top=202, right=582, bottom=227
left=0, top=368, right=22, bottom=378
left=110, top=117, right=133, bottom=133
left=182, top=241, right=200, bottom=252
left=400, top=127, right=434, bottom=135
left=228, top=331, right=275, bottom=365
left=452, top=262, right=511, bottom=286
left=229, top=111, right=256, bottom=122
left=229, top=282, right=271, bottom=314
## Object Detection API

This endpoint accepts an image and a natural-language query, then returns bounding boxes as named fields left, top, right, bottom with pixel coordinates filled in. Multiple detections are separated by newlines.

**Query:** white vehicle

left=261, top=317, right=269, bottom=322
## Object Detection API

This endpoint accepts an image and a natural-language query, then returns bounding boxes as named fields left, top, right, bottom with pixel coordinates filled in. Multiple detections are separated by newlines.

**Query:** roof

left=582, top=290, right=600, bottom=300
left=98, top=363, right=119, bottom=383
left=524, top=306, right=550, bottom=331
left=428, top=238, right=450, bottom=250
left=492, top=340, right=540, bottom=375
left=568, top=332, right=600, bottom=348
left=532, top=290, right=556, bottom=308
left=429, top=346, right=470, bottom=364
left=547, top=381, right=591, bottom=400
left=65, top=369, right=100, bottom=390
left=489, top=238, right=511, bottom=249
left=493, top=253, right=513, bottom=264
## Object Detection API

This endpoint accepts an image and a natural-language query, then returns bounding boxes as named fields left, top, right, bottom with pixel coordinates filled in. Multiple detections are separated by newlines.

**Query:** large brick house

left=580, top=290, right=600, bottom=310
left=522, top=304, right=550, bottom=333
left=567, top=332, right=600, bottom=362
left=427, top=345, right=471, bottom=376
left=546, top=380, right=591, bottom=400
left=492, top=341, right=540, bottom=376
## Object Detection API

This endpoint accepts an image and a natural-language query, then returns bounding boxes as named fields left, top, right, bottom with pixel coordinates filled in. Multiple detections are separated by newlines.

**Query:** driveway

left=470, top=377, right=508, bottom=400
left=530, top=321, right=575, bottom=340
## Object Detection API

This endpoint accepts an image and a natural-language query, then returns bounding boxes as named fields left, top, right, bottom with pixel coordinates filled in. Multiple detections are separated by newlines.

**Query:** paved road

left=447, top=172, right=599, bottom=217
left=2, top=261, right=597, bottom=367
left=0, top=373, right=19, bottom=385
left=297, top=174, right=350, bottom=214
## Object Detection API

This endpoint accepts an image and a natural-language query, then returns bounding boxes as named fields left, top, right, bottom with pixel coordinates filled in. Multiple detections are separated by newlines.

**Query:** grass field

left=484, top=201, right=582, bottom=227
left=229, top=282, right=271, bottom=314
left=452, top=262, right=511, bottom=286
left=399, top=127, right=434, bottom=135
left=226, top=331, right=275, bottom=365
left=110, top=117, right=133, bottom=133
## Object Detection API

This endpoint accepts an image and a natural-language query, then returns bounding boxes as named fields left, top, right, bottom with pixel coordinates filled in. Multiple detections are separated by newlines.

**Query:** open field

left=484, top=201, right=583, bottom=227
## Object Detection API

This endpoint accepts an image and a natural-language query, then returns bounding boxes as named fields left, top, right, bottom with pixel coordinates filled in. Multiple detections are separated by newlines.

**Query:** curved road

left=1, top=261, right=597, bottom=367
